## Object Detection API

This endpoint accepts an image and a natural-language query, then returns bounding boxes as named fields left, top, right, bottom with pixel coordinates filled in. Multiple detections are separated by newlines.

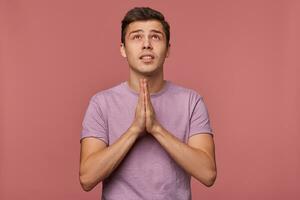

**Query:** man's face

left=120, top=20, right=170, bottom=76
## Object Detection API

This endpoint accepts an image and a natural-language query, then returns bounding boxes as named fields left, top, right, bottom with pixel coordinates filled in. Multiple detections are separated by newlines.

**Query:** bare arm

left=79, top=127, right=140, bottom=191
left=151, top=127, right=217, bottom=187
left=142, top=79, right=217, bottom=187
left=79, top=79, right=146, bottom=192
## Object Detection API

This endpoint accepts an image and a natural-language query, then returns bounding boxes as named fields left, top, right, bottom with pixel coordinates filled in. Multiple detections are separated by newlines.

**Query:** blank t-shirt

left=80, top=80, right=213, bottom=200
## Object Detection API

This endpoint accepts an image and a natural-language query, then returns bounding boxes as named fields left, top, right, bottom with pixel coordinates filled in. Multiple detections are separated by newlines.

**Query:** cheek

left=157, top=48, right=168, bottom=59
left=126, top=46, right=140, bottom=56
left=126, top=50, right=139, bottom=64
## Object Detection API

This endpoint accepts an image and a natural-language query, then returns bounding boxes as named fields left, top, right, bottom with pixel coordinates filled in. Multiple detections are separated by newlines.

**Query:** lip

left=139, top=53, right=155, bottom=60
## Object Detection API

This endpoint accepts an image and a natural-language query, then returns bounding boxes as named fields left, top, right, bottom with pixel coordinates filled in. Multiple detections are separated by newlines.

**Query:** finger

left=146, top=79, right=151, bottom=102
left=144, top=79, right=151, bottom=111
left=143, top=79, right=147, bottom=102
left=142, top=79, right=146, bottom=112
left=138, top=79, right=144, bottom=106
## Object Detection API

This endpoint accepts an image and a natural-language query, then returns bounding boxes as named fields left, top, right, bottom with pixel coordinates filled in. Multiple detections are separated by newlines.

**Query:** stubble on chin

left=129, top=64, right=163, bottom=77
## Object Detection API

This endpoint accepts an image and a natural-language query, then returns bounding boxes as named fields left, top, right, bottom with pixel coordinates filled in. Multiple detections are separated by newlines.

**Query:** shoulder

left=90, top=81, right=125, bottom=103
left=167, top=81, right=203, bottom=101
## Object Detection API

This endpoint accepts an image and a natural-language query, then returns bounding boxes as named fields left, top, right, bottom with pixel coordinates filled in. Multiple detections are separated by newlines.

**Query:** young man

left=79, top=7, right=217, bottom=200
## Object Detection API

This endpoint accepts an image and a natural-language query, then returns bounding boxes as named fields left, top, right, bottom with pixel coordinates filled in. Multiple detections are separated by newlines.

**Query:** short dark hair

left=121, top=7, right=170, bottom=47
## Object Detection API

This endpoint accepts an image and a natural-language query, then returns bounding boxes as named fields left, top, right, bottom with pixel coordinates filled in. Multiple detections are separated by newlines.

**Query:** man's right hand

left=80, top=78, right=147, bottom=191
left=129, top=79, right=146, bottom=136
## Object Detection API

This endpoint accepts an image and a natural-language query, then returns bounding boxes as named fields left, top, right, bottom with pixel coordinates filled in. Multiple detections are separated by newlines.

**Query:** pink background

left=1, top=0, right=299, bottom=199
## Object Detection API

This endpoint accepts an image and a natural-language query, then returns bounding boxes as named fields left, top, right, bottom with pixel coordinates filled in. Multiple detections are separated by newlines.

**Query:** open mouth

left=139, top=54, right=155, bottom=62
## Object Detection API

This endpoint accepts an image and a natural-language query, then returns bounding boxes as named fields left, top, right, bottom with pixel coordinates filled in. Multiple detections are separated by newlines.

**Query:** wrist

left=128, top=125, right=143, bottom=136
left=150, top=123, right=163, bottom=136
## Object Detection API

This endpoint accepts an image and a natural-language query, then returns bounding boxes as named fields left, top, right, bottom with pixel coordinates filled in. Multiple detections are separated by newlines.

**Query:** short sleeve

left=80, top=95, right=108, bottom=144
left=189, top=92, right=213, bottom=138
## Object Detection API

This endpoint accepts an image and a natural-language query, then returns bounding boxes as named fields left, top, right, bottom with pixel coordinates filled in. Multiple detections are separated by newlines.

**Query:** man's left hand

left=143, top=79, right=162, bottom=134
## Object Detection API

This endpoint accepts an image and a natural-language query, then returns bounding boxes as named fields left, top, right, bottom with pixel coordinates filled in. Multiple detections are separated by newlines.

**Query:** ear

left=120, top=43, right=127, bottom=58
left=166, top=43, right=171, bottom=58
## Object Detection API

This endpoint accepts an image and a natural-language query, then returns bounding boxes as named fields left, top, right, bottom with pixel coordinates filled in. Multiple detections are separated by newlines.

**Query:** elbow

left=203, top=170, right=217, bottom=187
left=79, top=164, right=107, bottom=192
left=79, top=174, right=101, bottom=192
left=195, top=169, right=217, bottom=187
left=79, top=175, right=93, bottom=192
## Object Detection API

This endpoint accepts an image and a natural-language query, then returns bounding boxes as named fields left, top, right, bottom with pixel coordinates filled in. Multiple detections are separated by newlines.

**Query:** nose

left=142, top=38, right=153, bottom=50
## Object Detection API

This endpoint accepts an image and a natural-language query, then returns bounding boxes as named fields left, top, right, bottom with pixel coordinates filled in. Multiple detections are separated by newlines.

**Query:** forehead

left=126, top=20, right=164, bottom=35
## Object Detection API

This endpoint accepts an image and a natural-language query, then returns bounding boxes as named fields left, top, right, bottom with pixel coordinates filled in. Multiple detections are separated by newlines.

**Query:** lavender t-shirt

left=80, top=80, right=213, bottom=200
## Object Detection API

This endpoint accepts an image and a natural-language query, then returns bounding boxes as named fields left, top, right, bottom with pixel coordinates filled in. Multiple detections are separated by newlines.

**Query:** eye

left=151, top=34, right=161, bottom=40
left=132, top=34, right=142, bottom=40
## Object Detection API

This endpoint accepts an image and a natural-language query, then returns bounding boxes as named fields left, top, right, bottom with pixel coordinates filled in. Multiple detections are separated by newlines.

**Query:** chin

left=138, top=70, right=157, bottom=76
left=130, top=63, right=162, bottom=76
left=132, top=66, right=154, bottom=73
left=137, top=68, right=159, bottom=76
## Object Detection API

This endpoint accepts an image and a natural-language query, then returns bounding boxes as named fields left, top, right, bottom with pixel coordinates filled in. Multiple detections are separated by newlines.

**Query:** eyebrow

left=128, top=29, right=164, bottom=36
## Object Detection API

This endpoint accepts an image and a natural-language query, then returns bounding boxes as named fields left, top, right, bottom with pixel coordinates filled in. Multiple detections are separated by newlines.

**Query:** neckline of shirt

left=122, top=80, right=171, bottom=97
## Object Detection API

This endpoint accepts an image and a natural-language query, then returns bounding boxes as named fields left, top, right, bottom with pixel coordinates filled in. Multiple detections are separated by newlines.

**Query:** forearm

left=151, top=126, right=216, bottom=187
left=80, top=127, right=139, bottom=191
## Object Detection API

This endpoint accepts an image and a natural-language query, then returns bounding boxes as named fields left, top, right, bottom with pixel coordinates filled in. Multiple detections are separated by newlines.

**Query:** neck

left=127, top=70, right=165, bottom=94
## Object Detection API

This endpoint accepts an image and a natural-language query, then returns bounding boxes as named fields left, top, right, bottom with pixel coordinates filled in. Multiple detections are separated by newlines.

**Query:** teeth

left=141, top=56, right=153, bottom=60
left=141, top=56, right=153, bottom=59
